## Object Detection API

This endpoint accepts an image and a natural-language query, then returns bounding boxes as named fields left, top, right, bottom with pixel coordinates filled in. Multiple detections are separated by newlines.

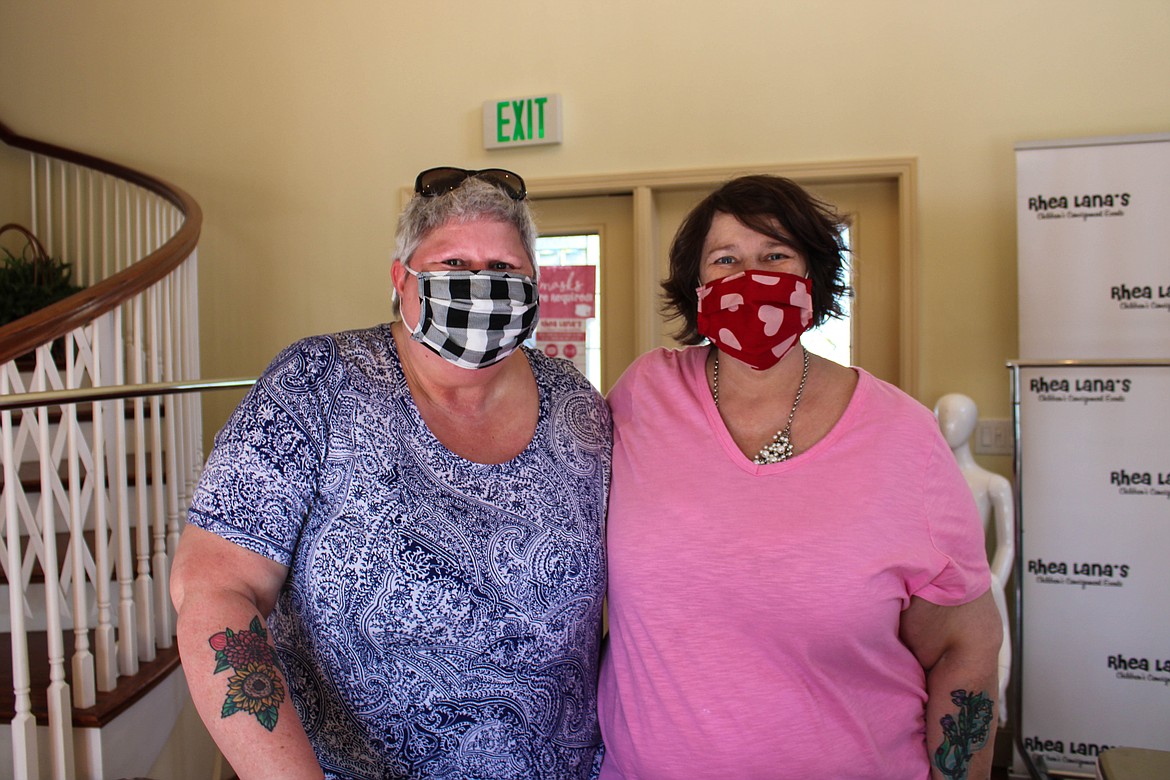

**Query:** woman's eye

left=765, top=253, right=791, bottom=262
left=441, top=258, right=465, bottom=267
left=489, top=261, right=511, bottom=271
left=712, top=255, right=736, bottom=265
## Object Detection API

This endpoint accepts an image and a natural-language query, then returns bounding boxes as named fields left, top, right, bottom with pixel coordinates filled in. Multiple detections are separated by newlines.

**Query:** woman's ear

left=390, top=258, right=408, bottom=297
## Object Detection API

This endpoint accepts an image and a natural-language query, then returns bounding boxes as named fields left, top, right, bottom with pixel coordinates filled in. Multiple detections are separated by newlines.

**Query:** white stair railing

left=0, top=118, right=215, bottom=780
left=0, top=376, right=255, bottom=779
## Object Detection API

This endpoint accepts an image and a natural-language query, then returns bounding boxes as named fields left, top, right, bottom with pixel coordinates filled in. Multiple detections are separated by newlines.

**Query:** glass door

left=530, top=195, right=635, bottom=393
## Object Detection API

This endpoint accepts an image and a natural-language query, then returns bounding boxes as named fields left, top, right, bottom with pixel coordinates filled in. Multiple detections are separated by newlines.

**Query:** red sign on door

left=537, top=266, right=595, bottom=375
left=538, top=265, right=595, bottom=318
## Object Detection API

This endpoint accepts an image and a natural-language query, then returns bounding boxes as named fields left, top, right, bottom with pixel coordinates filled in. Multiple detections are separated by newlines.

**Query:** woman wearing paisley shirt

left=172, top=169, right=611, bottom=780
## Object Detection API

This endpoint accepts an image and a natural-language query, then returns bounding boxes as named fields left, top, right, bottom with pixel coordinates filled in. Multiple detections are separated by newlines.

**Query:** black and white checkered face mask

left=403, top=266, right=539, bottom=369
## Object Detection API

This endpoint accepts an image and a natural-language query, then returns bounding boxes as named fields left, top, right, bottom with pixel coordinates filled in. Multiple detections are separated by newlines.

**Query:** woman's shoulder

left=605, top=346, right=705, bottom=423
left=611, top=345, right=703, bottom=394
left=331, top=323, right=397, bottom=364
left=526, top=346, right=598, bottom=391
left=523, top=349, right=612, bottom=447
left=848, top=368, right=945, bottom=436
left=524, top=348, right=610, bottom=427
left=259, top=333, right=341, bottom=390
left=251, top=325, right=400, bottom=420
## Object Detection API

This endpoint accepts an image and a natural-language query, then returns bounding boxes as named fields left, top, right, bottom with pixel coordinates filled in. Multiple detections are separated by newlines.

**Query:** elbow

left=170, top=564, right=188, bottom=615
left=936, top=593, right=1005, bottom=678
left=964, top=595, right=1006, bottom=676
left=984, top=619, right=1005, bottom=662
left=169, top=523, right=199, bottom=615
left=168, top=525, right=288, bottom=621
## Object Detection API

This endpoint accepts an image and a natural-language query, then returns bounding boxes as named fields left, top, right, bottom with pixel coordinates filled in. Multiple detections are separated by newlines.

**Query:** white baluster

left=111, top=305, right=138, bottom=678
left=132, top=289, right=156, bottom=662
left=41, top=157, right=54, bottom=254
left=84, top=168, right=95, bottom=287
left=100, top=174, right=110, bottom=279
left=29, top=153, right=39, bottom=237
left=55, top=156, right=67, bottom=261
left=187, top=253, right=205, bottom=479
left=148, top=283, right=171, bottom=646
left=2, top=370, right=39, bottom=780
left=162, top=272, right=182, bottom=636
left=38, top=346, right=76, bottom=779
left=92, top=315, right=118, bottom=692
left=92, top=411, right=116, bottom=691
left=66, top=332, right=96, bottom=710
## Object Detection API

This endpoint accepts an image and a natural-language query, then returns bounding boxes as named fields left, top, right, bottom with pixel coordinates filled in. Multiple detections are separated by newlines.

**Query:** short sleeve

left=911, top=434, right=993, bottom=606
left=187, top=336, right=339, bottom=566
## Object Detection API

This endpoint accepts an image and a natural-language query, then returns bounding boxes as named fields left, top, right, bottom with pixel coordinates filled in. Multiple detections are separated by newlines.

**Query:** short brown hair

left=661, top=175, right=851, bottom=345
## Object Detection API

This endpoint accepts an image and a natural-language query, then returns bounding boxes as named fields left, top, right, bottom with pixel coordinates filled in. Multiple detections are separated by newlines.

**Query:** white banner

left=1014, top=134, right=1170, bottom=776
left=1016, top=134, right=1170, bottom=360
left=1015, top=364, right=1170, bottom=775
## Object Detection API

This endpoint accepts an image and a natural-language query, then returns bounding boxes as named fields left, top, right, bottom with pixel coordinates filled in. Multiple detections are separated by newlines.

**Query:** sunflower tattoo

left=209, top=617, right=285, bottom=731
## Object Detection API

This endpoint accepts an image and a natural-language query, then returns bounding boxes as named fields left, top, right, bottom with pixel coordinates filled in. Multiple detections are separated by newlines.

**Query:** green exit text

left=497, top=97, right=549, bottom=143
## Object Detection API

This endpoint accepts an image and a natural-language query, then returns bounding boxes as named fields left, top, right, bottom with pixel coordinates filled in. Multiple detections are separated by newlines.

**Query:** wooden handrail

left=0, top=119, right=203, bottom=365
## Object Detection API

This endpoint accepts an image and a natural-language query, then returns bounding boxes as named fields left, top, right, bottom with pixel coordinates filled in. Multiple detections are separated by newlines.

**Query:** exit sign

left=483, top=94, right=563, bottom=149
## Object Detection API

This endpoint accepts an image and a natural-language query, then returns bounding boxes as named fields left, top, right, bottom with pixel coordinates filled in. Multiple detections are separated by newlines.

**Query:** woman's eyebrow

left=765, top=235, right=797, bottom=248
left=704, top=243, right=737, bottom=256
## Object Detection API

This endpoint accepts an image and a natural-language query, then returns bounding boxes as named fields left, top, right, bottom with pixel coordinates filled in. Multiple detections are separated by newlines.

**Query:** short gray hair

left=394, top=176, right=538, bottom=269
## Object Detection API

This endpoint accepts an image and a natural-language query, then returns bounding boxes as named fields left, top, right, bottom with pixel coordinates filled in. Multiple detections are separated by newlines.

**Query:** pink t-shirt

left=598, top=347, right=990, bottom=780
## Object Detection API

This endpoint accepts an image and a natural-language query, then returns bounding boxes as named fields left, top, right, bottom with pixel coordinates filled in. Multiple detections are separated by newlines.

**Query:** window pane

left=803, top=226, right=852, bottom=366
left=534, top=234, right=602, bottom=389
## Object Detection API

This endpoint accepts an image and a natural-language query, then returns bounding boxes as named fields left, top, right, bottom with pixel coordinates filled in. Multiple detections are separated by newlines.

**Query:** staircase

left=0, top=118, right=241, bottom=779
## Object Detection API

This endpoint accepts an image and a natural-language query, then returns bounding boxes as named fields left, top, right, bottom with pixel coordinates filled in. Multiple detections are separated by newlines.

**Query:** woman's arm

left=171, top=524, right=325, bottom=780
left=900, top=590, right=1003, bottom=780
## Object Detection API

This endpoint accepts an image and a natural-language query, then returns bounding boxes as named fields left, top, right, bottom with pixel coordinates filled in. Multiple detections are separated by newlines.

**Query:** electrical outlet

left=973, top=418, right=1014, bottom=456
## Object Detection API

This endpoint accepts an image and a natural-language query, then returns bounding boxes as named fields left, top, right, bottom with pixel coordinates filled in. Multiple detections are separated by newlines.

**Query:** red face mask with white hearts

left=695, top=270, right=813, bottom=370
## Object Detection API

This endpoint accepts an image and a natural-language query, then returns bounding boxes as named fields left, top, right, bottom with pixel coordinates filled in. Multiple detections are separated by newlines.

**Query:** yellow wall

left=2, top=1, right=1168, bottom=460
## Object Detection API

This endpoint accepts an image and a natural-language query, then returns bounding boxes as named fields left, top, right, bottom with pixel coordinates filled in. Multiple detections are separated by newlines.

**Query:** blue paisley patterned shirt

left=188, top=324, right=611, bottom=780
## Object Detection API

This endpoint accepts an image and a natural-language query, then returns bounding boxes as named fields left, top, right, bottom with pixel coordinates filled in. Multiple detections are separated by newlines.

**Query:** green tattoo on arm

left=933, top=689, right=993, bottom=780
left=209, top=616, right=286, bottom=732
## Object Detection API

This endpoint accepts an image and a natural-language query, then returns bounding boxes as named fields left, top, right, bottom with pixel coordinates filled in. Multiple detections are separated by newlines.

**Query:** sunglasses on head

left=414, top=167, right=527, bottom=201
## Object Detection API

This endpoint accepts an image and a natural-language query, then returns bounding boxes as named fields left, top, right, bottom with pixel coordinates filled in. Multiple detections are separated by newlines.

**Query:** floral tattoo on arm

left=933, top=689, right=993, bottom=780
left=209, top=616, right=286, bottom=732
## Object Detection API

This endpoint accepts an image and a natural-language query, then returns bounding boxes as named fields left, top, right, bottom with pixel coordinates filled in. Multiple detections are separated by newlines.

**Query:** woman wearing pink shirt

left=598, top=175, right=1002, bottom=779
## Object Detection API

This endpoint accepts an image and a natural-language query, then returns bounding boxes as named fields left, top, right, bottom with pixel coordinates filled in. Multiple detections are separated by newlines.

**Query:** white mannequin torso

left=935, top=393, right=1014, bottom=724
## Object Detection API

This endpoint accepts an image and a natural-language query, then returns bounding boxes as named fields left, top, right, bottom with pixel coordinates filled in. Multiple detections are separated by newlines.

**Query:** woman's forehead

left=704, top=212, right=795, bottom=247
left=410, top=219, right=534, bottom=269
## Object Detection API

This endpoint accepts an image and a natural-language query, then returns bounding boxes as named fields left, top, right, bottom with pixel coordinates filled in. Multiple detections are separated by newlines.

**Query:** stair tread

left=0, top=630, right=180, bottom=727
